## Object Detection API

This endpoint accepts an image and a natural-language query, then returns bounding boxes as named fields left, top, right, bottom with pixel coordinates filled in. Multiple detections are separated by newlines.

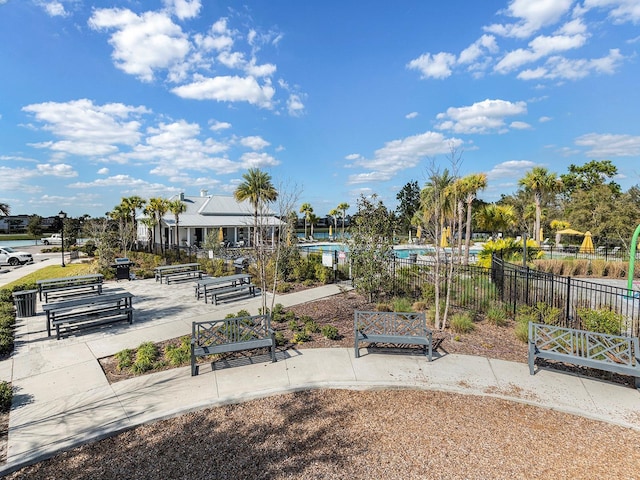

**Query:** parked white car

left=0, top=246, right=34, bottom=266
left=41, top=234, right=63, bottom=245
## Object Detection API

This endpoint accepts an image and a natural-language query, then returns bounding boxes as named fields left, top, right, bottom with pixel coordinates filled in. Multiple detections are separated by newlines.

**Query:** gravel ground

left=6, top=389, right=640, bottom=480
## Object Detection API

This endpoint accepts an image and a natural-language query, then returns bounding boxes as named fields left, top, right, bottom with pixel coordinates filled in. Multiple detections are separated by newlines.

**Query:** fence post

left=525, top=266, right=530, bottom=306
left=565, top=276, right=572, bottom=326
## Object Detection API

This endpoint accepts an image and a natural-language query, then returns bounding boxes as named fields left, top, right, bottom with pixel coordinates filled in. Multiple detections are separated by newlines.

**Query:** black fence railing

left=492, top=255, right=640, bottom=337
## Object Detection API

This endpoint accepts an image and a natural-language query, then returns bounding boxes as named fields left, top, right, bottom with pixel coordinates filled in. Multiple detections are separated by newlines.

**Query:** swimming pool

left=298, top=243, right=482, bottom=258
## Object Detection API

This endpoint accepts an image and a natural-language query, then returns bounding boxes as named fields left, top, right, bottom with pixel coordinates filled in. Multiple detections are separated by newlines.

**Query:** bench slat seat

left=355, top=310, right=435, bottom=360
left=43, top=291, right=134, bottom=339
left=528, top=321, right=640, bottom=389
left=194, top=274, right=252, bottom=302
left=211, top=284, right=256, bottom=305
left=163, top=270, right=203, bottom=284
left=37, top=274, right=104, bottom=302
left=154, top=263, right=201, bottom=283
left=191, top=314, right=276, bottom=376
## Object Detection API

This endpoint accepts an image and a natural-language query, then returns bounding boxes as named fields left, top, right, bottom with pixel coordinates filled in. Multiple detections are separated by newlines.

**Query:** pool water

left=298, top=243, right=482, bottom=258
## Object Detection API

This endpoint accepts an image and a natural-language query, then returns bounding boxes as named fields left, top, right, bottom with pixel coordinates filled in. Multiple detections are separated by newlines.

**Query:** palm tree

left=299, top=202, right=313, bottom=239
left=147, top=197, right=169, bottom=254
left=519, top=167, right=562, bottom=243
left=328, top=208, right=339, bottom=239
left=420, top=169, right=455, bottom=247
left=337, top=202, right=350, bottom=240
left=460, top=173, right=487, bottom=264
left=168, top=199, right=187, bottom=256
left=308, top=212, right=319, bottom=239
left=474, top=204, right=517, bottom=239
left=0, top=203, right=10, bottom=216
left=234, top=168, right=278, bottom=246
left=140, top=214, right=157, bottom=253
left=121, top=195, right=146, bottom=242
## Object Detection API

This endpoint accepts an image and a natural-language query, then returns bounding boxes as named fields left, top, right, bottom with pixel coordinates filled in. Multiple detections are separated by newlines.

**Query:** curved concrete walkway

left=0, top=268, right=639, bottom=475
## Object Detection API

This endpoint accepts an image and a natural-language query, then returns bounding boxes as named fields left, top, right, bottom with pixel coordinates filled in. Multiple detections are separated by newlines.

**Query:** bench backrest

left=529, top=321, right=640, bottom=368
left=43, top=292, right=133, bottom=312
left=155, top=263, right=199, bottom=273
left=38, top=275, right=103, bottom=288
left=192, top=314, right=271, bottom=347
left=355, top=310, right=429, bottom=337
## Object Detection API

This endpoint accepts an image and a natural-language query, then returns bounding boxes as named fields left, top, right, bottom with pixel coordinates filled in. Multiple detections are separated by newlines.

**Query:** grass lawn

left=3, top=264, right=95, bottom=290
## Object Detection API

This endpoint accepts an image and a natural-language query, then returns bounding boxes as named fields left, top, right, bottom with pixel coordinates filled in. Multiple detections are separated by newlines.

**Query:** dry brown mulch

left=99, top=291, right=528, bottom=383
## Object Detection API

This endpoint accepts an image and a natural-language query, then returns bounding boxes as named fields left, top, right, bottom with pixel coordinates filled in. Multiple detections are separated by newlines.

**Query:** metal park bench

left=190, top=314, right=276, bottom=376
left=154, top=263, right=202, bottom=284
left=528, top=322, right=640, bottom=389
left=194, top=274, right=253, bottom=303
left=42, top=290, right=134, bottom=339
left=354, top=310, right=438, bottom=360
left=37, top=274, right=104, bottom=302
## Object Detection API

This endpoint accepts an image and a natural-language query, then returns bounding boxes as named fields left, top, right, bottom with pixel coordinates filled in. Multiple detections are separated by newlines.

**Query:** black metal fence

left=382, top=254, right=640, bottom=337
left=492, top=256, right=640, bottom=337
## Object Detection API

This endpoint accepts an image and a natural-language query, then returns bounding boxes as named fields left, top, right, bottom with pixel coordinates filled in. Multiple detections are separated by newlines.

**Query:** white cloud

left=575, top=132, right=640, bottom=157
left=435, top=99, right=528, bottom=134
left=485, top=0, right=573, bottom=38
left=38, top=1, right=67, bottom=17
left=347, top=131, right=462, bottom=184
left=458, top=34, right=499, bottom=65
left=97, top=168, right=110, bottom=175
left=518, top=48, right=623, bottom=80
left=510, top=121, right=532, bottom=129
left=209, top=120, right=232, bottom=131
left=37, top=163, right=77, bottom=177
left=286, top=94, right=305, bottom=117
left=487, top=160, right=537, bottom=180
left=163, top=0, right=201, bottom=20
left=405, top=112, right=419, bottom=119
left=406, top=52, right=457, bottom=79
left=240, top=151, right=280, bottom=168
left=539, top=116, right=553, bottom=122
left=583, top=0, right=640, bottom=24
left=171, top=75, right=275, bottom=107
left=345, top=153, right=362, bottom=161
left=89, top=9, right=191, bottom=83
left=240, top=136, right=270, bottom=150
left=22, top=99, right=148, bottom=157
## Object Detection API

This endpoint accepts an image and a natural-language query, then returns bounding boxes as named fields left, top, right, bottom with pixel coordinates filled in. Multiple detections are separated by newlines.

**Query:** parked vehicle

left=41, top=233, right=63, bottom=245
left=0, top=246, right=33, bottom=266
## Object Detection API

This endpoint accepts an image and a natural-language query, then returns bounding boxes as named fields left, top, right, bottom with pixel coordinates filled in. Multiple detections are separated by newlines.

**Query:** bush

left=449, top=312, right=475, bottom=334
left=288, top=319, right=300, bottom=332
left=535, top=302, right=561, bottom=325
left=486, top=302, right=508, bottom=327
left=132, top=342, right=160, bottom=374
left=375, top=303, right=392, bottom=312
left=276, top=282, right=292, bottom=293
left=577, top=307, right=623, bottom=335
left=321, top=325, right=339, bottom=340
left=0, top=330, right=14, bottom=356
left=392, top=297, right=413, bottom=312
left=292, top=331, right=311, bottom=343
left=302, top=316, right=320, bottom=334
left=165, top=336, right=191, bottom=366
left=314, top=264, right=333, bottom=284
left=514, top=319, right=530, bottom=343
left=412, top=301, right=427, bottom=311
left=115, top=348, right=134, bottom=371
left=0, top=381, right=12, bottom=413
left=421, top=283, right=436, bottom=303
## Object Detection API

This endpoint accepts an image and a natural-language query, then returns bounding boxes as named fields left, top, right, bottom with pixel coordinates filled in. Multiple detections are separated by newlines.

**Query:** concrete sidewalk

left=1, top=275, right=640, bottom=475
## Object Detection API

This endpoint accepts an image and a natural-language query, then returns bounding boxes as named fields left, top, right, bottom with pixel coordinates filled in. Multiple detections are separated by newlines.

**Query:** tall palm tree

left=140, top=214, right=157, bottom=253
left=308, top=212, right=319, bottom=239
left=0, top=203, right=10, bottom=216
left=474, top=204, right=517, bottom=239
left=328, top=208, right=339, bottom=239
left=168, top=198, right=187, bottom=255
left=461, top=173, right=487, bottom=264
left=337, top=202, right=350, bottom=240
left=299, top=202, right=313, bottom=239
left=147, top=197, right=169, bottom=254
left=234, top=168, right=278, bottom=246
left=420, top=169, right=455, bottom=246
left=121, top=195, right=146, bottom=241
left=519, top=167, right=562, bottom=243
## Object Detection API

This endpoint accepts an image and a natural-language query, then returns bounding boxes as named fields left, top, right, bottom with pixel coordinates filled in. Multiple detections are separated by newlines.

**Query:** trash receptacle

left=13, top=289, right=37, bottom=317
left=233, top=257, right=249, bottom=274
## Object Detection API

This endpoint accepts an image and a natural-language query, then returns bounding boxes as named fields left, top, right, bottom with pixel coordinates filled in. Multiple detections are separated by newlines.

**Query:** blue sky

left=1, top=0, right=639, bottom=219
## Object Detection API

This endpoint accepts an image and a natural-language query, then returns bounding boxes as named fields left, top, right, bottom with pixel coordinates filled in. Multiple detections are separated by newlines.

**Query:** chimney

left=179, top=192, right=185, bottom=201
left=200, top=189, right=208, bottom=197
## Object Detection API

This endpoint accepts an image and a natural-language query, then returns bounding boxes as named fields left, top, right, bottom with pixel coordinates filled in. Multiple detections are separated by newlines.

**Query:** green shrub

left=132, top=342, right=159, bottom=374
left=303, top=317, right=320, bottom=334
left=115, top=348, right=134, bottom=371
left=273, top=303, right=285, bottom=315
left=514, top=319, right=530, bottom=343
left=392, top=297, right=413, bottom=312
left=236, top=309, right=251, bottom=318
left=274, top=331, right=287, bottom=346
left=0, top=381, right=12, bottom=413
left=375, top=303, right=392, bottom=312
left=577, top=307, right=623, bottom=335
left=276, top=282, right=292, bottom=293
left=284, top=310, right=296, bottom=322
left=535, top=302, right=562, bottom=325
left=165, top=336, right=191, bottom=366
left=292, top=331, right=311, bottom=343
left=449, top=312, right=475, bottom=334
left=486, top=302, right=508, bottom=327
left=412, top=301, right=427, bottom=311
left=421, top=283, right=436, bottom=303
left=321, top=325, right=339, bottom=340
left=302, top=279, right=315, bottom=287
left=288, top=319, right=300, bottom=332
